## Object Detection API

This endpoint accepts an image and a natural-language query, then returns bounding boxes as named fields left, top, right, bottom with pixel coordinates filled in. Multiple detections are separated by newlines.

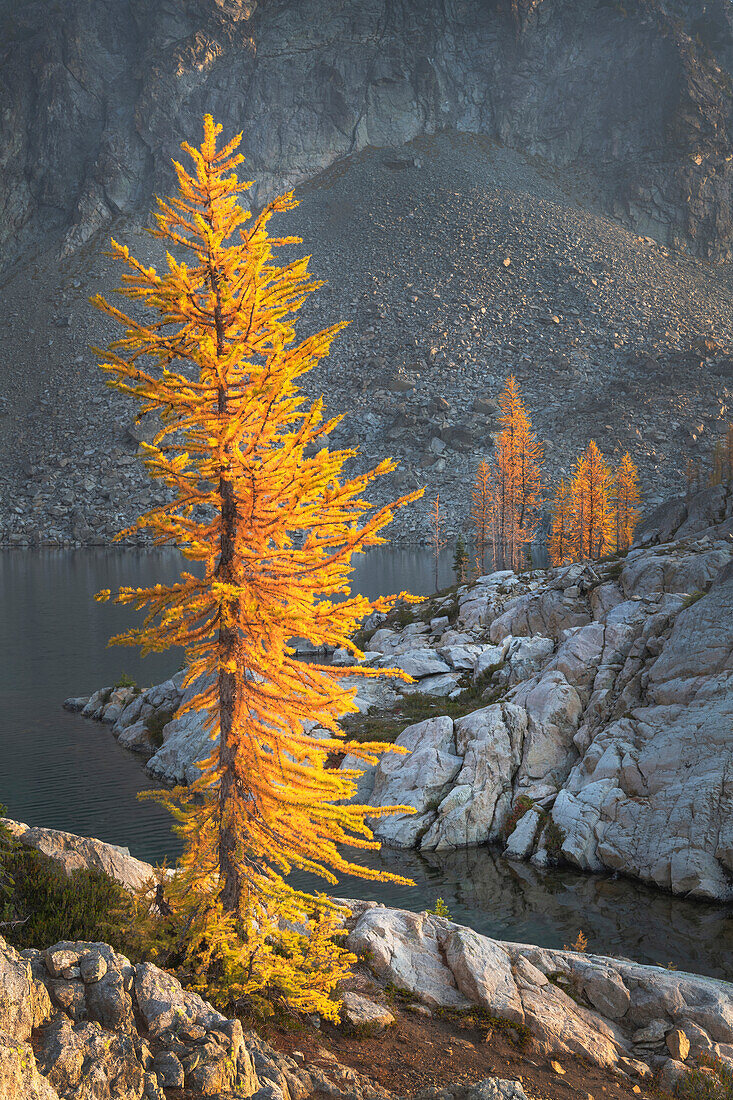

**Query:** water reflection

left=294, top=846, right=733, bottom=980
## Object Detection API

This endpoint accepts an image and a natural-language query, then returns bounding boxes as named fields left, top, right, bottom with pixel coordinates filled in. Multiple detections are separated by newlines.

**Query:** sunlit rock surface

left=347, top=902, right=733, bottom=1075
left=1, top=820, right=154, bottom=892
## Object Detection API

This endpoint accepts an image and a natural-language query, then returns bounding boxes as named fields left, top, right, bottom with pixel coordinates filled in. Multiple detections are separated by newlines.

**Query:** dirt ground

left=259, top=968, right=657, bottom=1100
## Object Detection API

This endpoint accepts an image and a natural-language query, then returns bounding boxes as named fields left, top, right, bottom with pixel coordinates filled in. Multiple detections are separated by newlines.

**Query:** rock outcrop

left=346, top=902, right=733, bottom=1080
left=0, top=931, right=398, bottom=1100
left=1, top=820, right=155, bottom=892
left=357, top=488, right=733, bottom=900
left=72, top=486, right=733, bottom=900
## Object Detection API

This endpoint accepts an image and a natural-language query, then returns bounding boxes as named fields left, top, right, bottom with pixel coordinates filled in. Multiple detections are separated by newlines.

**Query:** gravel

left=0, top=132, right=731, bottom=548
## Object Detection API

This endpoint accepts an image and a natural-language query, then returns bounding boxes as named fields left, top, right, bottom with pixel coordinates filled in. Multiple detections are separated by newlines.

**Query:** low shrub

left=563, top=929, right=588, bottom=953
left=145, top=707, right=176, bottom=747
left=384, top=981, right=420, bottom=1007
left=676, top=1055, right=733, bottom=1100
left=503, top=795, right=536, bottom=839
left=114, top=672, right=139, bottom=692
left=426, top=897, right=452, bottom=919
left=682, top=590, right=706, bottom=609
left=544, top=819, right=565, bottom=858
left=0, top=820, right=132, bottom=952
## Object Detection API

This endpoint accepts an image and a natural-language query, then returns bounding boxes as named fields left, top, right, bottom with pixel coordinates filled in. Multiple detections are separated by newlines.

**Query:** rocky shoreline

left=67, top=484, right=733, bottom=901
left=3, top=819, right=733, bottom=1100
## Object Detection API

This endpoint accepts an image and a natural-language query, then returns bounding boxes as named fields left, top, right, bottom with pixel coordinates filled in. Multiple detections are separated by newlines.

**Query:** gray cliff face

left=2, top=0, right=733, bottom=268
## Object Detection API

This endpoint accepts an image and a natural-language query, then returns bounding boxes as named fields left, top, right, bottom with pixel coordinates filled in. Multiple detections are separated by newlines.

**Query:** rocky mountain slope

left=1, top=1, right=733, bottom=543
left=1, top=133, right=732, bottom=546
left=69, top=483, right=733, bottom=900
left=4, top=820, right=733, bottom=1099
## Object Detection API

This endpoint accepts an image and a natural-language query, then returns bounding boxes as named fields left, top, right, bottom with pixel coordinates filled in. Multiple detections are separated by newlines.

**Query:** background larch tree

left=570, top=440, right=615, bottom=561
left=490, top=376, right=543, bottom=571
left=430, top=494, right=446, bottom=592
left=614, top=452, right=641, bottom=553
left=92, top=116, right=421, bottom=1016
left=471, top=459, right=492, bottom=574
left=548, top=478, right=572, bottom=567
left=711, top=422, right=733, bottom=488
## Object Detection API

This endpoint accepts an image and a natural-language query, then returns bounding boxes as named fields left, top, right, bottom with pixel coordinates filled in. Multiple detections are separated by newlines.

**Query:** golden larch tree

left=92, top=116, right=422, bottom=1016
left=430, top=493, right=446, bottom=592
left=471, top=459, right=492, bottom=573
left=614, top=452, right=641, bottom=553
left=569, top=440, right=615, bottom=560
left=490, top=375, right=544, bottom=571
left=711, top=422, right=733, bottom=488
left=548, top=478, right=572, bottom=567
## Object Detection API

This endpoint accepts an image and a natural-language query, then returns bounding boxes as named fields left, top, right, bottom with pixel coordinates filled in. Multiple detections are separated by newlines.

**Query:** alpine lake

left=1, top=548, right=731, bottom=980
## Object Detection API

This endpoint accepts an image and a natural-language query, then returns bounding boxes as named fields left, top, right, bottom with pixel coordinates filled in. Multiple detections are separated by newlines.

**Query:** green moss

left=352, top=626, right=376, bottom=651
left=501, top=797, right=565, bottom=861
left=384, top=981, right=420, bottom=1007
left=435, top=1005, right=530, bottom=1046
left=547, top=970, right=586, bottom=1005
left=342, top=657, right=510, bottom=748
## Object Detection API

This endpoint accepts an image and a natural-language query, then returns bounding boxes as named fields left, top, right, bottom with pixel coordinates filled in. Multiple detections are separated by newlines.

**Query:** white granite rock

left=421, top=704, right=525, bottom=850
left=134, top=962, right=227, bottom=1037
left=386, top=649, right=451, bottom=678
left=1, top=820, right=154, bottom=892
left=504, top=806, right=544, bottom=860
left=347, top=904, right=733, bottom=1071
left=370, top=717, right=462, bottom=848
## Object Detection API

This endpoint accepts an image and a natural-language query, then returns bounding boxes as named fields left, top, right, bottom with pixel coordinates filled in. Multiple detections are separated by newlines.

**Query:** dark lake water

left=0, top=546, right=453, bottom=853
left=1, top=549, right=732, bottom=980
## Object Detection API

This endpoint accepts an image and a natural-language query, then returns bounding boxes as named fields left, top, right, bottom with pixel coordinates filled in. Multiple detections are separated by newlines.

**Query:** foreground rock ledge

left=0, top=930, right=397, bottom=1100
left=2, top=820, right=732, bottom=1095
left=344, top=901, right=733, bottom=1079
